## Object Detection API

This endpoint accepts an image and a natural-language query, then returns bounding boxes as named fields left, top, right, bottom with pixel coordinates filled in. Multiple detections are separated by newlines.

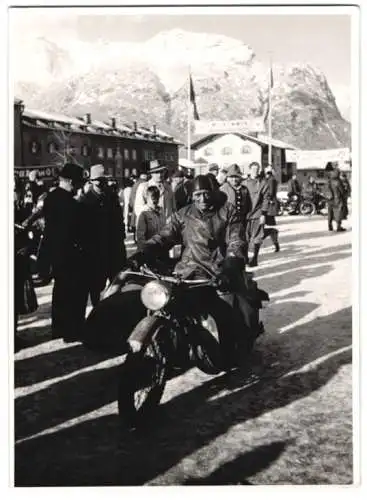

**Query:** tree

left=49, top=128, right=83, bottom=167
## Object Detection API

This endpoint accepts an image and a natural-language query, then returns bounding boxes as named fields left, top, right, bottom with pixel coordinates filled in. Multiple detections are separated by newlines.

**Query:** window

left=240, top=144, right=252, bottom=155
left=132, top=149, right=137, bottom=161
left=203, top=147, right=214, bottom=157
left=132, top=168, right=137, bottom=176
left=144, top=150, right=154, bottom=161
left=66, top=145, right=77, bottom=155
left=107, top=147, right=113, bottom=159
left=97, top=146, right=104, bottom=159
left=115, top=147, right=122, bottom=159
left=81, top=145, right=89, bottom=157
left=124, top=168, right=130, bottom=178
left=124, top=148, right=129, bottom=160
left=47, top=142, right=57, bottom=153
left=221, top=146, right=232, bottom=156
left=30, top=140, right=40, bottom=154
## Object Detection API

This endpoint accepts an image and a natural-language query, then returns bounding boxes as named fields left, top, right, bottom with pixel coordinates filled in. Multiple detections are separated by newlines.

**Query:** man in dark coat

left=220, top=164, right=251, bottom=245
left=262, top=166, right=280, bottom=252
left=79, top=164, right=127, bottom=308
left=325, top=169, right=347, bottom=232
left=242, top=162, right=270, bottom=267
left=42, top=163, right=86, bottom=342
left=171, top=170, right=192, bottom=211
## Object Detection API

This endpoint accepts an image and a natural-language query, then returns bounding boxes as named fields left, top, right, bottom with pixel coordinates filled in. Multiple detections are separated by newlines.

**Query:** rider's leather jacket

left=139, top=197, right=246, bottom=279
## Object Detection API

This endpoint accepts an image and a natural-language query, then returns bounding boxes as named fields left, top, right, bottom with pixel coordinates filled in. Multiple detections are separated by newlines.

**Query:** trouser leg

left=264, top=227, right=279, bottom=252
left=52, top=271, right=88, bottom=341
left=328, top=206, right=334, bottom=230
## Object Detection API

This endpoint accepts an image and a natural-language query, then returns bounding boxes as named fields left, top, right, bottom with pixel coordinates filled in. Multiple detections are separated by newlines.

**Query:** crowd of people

left=13, top=159, right=350, bottom=351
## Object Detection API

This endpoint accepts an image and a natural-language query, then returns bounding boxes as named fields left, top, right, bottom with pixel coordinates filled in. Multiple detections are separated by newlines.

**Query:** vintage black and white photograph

left=9, top=2, right=360, bottom=488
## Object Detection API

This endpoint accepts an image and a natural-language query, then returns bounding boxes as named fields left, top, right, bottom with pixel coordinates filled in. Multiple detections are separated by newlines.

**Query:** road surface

left=14, top=215, right=353, bottom=486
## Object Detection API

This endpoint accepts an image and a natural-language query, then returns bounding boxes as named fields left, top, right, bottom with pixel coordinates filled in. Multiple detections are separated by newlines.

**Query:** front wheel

left=192, top=315, right=223, bottom=375
left=117, top=329, right=167, bottom=428
left=300, top=201, right=315, bottom=216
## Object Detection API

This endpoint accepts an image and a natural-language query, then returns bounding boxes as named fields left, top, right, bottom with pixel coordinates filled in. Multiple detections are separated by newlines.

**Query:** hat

left=90, top=164, right=107, bottom=180
left=59, top=163, right=84, bottom=184
left=209, top=163, right=219, bottom=172
left=226, top=164, right=242, bottom=178
left=172, top=170, right=184, bottom=179
left=28, top=170, right=38, bottom=182
left=192, top=175, right=215, bottom=193
left=149, top=159, right=167, bottom=174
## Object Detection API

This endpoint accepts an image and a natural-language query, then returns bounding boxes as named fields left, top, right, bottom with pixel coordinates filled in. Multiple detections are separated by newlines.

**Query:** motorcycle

left=277, top=195, right=301, bottom=216
left=299, top=195, right=328, bottom=216
left=82, top=261, right=268, bottom=428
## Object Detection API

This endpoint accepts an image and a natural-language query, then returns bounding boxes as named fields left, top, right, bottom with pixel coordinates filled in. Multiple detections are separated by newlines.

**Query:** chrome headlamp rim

left=140, top=280, right=170, bottom=311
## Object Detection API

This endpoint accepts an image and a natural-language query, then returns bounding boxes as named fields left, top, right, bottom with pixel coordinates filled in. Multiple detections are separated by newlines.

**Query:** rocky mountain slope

left=13, top=29, right=351, bottom=150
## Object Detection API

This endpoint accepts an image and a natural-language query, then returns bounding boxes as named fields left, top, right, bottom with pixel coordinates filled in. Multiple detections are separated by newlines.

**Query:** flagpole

left=268, top=56, right=273, bottom=169
left=187, top=65, right=191, bottom=161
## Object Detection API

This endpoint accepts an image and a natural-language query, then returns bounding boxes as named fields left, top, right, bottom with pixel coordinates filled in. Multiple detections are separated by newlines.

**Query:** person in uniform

left=325, top=168, right=348, bottom=232
left=220, top=164, right=251, bottom=256
left=79, top=164, right=127, bottom=308
left=171, top=170, right=192, bottom=211
left=42, top=163, right=85, bottom=342
left=242, top=162, right=270, bottom=267
left=262, top=166, right=280, bottom=252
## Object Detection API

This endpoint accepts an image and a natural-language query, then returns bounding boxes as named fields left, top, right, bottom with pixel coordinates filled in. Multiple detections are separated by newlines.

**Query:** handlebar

left=138, top=265, right=217, bottom=287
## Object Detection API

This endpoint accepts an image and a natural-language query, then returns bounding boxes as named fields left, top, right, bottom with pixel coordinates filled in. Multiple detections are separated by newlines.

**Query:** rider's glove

left=218, top=257, right=244, bottom=290
left=126, top=251, right=145, bottom=271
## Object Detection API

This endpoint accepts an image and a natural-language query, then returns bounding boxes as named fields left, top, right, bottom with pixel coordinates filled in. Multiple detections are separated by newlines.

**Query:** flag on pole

left=189, top=73, right=200, bottom=120
left=262, top=65, right=274, bottom=124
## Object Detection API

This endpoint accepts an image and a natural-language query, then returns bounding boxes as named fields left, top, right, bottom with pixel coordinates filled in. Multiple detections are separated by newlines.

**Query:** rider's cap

left=192, top=174, right=215, bottom=193
left=226, top=164, right=242, bottom=178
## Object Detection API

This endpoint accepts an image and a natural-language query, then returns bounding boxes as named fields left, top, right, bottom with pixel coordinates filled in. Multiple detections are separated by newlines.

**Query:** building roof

left=190, top=132, right=296, bottom=151
left=21, top=106, right=179, bottom=144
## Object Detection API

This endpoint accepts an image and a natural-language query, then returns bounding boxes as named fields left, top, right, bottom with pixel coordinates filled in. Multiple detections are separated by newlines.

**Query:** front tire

left=193, top=315, right=223, bottom=375
left=300, top=201, right=315, bottom=216
left=117, top=327, right=167, bottom=428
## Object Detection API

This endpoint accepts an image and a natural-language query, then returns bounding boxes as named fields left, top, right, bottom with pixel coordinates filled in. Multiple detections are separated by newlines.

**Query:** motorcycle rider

left=287, top=174, right=302, bottom=202
left=127, top=174, right=268, bottom=365
left=302, top=175, right=321, bottom=204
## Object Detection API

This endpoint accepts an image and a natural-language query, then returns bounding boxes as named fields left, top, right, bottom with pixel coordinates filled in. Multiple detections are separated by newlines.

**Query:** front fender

left=127, top=315, right=166, bottom=352
left=81, top=285, right=146, bottom=353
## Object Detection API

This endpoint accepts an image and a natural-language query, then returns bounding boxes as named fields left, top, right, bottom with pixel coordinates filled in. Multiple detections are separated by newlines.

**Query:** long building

left=14, top=99, right=180, bottom=183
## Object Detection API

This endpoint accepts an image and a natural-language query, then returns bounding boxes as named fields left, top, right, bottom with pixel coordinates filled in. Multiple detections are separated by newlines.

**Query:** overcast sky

left=10, top=8, right=352, bottom=116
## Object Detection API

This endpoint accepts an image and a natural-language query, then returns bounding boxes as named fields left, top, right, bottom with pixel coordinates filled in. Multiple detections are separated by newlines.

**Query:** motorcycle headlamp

left=141, top=281, right=170, bottom=311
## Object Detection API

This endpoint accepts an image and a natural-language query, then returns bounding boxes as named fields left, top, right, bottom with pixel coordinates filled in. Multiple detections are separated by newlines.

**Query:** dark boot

left=269, top=229, right=280, bottom=252
left=248, top=244, right=260, bottom=267
left=336, top=225, right=346, bottom=232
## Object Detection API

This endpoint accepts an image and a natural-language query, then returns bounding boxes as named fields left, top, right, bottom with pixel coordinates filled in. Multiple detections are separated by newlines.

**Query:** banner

left=194, top=119, right=264, bottom=135
left=14, top=165, right=60, bottom=180
left=285, top=148, right=350, bottom=167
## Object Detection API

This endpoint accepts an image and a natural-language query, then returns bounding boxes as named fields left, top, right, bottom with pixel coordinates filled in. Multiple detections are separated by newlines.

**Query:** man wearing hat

left=42, top=162, right=86, bottom=342
left=220, top=164, right=251, bottom=249
left=262, top=166, right=280, bottom=252
left=79, top=164, right=126, bottom=309
left=242, top=162, right=271, bottom=267
left=171, top=169, right=192, bottom=211
left=134, top=159, right=176, bottom=226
